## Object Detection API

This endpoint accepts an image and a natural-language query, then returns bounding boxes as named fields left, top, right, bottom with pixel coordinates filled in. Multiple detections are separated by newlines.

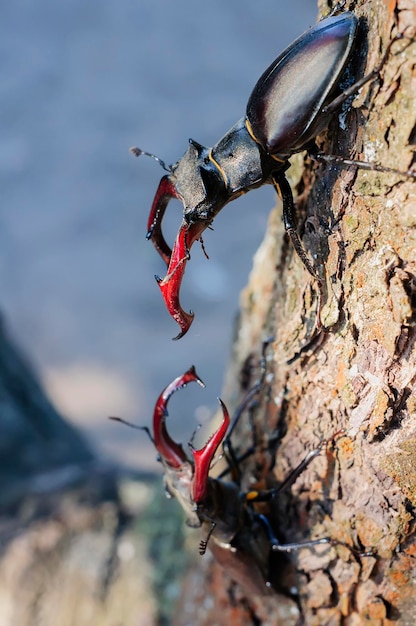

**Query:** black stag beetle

left=134, top=351, right=356, bottom=596
left=132, top=11, right=413, bottom=339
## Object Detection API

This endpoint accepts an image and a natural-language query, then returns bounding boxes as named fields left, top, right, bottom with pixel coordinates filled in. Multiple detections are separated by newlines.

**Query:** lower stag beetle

left=136, top=362, right=351, bottom=596
left=132, top=11, right=412, bottom=339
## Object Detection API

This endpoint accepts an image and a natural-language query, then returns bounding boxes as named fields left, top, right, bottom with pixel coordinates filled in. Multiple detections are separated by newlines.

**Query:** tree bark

left=175, top=1, right=416, bottom=624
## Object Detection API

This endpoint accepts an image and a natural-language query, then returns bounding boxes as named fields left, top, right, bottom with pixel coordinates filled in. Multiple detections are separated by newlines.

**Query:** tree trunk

left=175, top=1, right=416, bottom=624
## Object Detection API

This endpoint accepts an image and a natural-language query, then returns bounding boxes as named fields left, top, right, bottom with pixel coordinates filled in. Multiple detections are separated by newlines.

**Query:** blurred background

left=1, top=0, right=317, bottom=471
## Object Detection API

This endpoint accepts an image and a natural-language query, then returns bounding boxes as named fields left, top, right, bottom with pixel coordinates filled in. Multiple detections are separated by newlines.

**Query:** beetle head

left=145, top=139, right=229, bottom=339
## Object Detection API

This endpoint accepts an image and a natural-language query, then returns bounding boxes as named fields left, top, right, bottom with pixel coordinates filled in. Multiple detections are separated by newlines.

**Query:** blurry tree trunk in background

left=175, top=1, right=416, bottom=624
left=0, top=319, right=157, bottom=625
left=0, top=318, right=93, bottom=507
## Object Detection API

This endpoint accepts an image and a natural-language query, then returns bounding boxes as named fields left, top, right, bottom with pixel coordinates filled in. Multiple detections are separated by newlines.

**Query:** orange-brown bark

left=175, top=1, right=416, bottom=623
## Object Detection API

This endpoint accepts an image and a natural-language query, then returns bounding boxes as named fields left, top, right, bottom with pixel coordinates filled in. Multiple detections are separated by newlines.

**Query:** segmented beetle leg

left=324, top=539, right=375, bottom=560
left=271, top=535, right=374, bottom=558
left=272, top=172, right=328, bottom=335
left=332, top=541, right=375, bottom=559
left=322, top=29, right=413, bottom=117
left=252, top=432, right=374, bottom=560
left=310, top=152, right=416, bottom=180
left=258, top=514, right=333, bottom=576
left=271, top=536, right=332, bottom=553
left=198, top=235, right=210, bottom=260
left=272, top=172, right=320, bottom=281
left=220, top=337, right=274, bottom=481
left=258, top=513, right=336, bottom=556
left=245, top=429, right=346, bottom=503
left=324, top=1, right=348, bottom=18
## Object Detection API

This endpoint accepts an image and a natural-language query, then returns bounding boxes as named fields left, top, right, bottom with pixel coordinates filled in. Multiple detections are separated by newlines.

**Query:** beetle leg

left=309, top=150, right=416, bottom=180
left=153, top=366, right=205, bottom=469
left=246, top=432, right=373, bottom=557
left=322, top=31, right=412, bottom=117
left=221, top=337, right=274, bottom=481
left=198, top=235, right=210, bottom=260
left=254, top=513, right=332, bottom=554
left=146, top=175, right=180, bottom=266
left=271, top=536, right=332, bottom=552
left=261, top=514, right=371, bottom=557
left=189, top=399, right=230, bottom=503
left=244, top=430, right=346, bottom=504
left=324, top=1, right=348, bottom=18
left=273, top=172, right=326, bottom=331
left=272, top=172, right=319, bottom=280
left=157, top=220, right=207, bottom=340
left=271, top=531, right=373, bottom=558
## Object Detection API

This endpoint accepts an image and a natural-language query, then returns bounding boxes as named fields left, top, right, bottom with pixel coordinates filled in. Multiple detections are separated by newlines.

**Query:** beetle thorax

left=171, top=118, right=276, bottom=227
left=211, top=118, right=273, bottom=194
left=170, top=141, right=225, bottom=222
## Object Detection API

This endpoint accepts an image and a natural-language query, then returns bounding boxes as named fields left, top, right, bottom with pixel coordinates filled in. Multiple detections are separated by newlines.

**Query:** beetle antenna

left=129, top=146, right=172, bottom=173
left=198, top=236, right=210, bottom=260
left=109, top=416, right=154, bottom=445
left=189, top=423, right=203, bottom=447
left=199, top=521, right=216, bottom=555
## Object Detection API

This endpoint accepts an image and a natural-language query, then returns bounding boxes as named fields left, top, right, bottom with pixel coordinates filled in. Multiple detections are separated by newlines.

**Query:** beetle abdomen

left=246, top=13, right=358, bottom=156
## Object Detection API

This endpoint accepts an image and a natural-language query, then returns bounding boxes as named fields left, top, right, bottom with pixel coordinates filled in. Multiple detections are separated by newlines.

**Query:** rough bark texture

left=0, top=473, right=158, bottom=626
left=175, top=1, right=416, bottom=624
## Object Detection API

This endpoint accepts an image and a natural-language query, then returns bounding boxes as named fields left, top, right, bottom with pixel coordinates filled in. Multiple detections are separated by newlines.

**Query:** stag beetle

left=133, top=361, right=349, bottom=596
left=132, top=11, right=412, bottom=339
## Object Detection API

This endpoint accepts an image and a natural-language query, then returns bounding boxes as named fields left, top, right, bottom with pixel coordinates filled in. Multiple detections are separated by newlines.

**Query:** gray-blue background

left=1, top=1, right=316, bottom=468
